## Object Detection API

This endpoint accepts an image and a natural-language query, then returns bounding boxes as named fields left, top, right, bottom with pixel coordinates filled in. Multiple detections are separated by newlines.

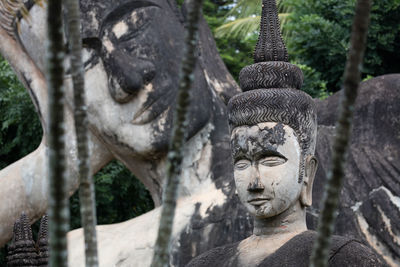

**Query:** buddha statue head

left=0, top=0, right=239, bottom=206
left=228, top=0, right=318, bottom=224
left=16, top=0, right=214, bottom=158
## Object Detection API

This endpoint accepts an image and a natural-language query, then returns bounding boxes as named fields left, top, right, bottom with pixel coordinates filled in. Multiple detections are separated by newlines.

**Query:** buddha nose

left=104, top=49, right=156, bottom=95
left=247, top=177, right=265, bottom=192
left=247, top=166, right=265, bottom=192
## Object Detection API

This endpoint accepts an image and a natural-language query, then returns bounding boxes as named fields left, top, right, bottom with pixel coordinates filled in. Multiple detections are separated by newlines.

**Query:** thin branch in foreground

left=46, top=0, right=69, bottom=266
left=310, top=1, right=372, bottom=267
left=63, top=0, right=99, bottom=266
left=150, top=1, right=204, bottom=267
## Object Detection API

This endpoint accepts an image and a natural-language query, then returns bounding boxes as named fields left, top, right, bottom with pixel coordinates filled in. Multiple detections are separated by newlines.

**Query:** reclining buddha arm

left=0, top=25, right=114, bottom=247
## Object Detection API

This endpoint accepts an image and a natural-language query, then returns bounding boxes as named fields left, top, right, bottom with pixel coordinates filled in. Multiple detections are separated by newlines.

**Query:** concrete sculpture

left=187, top=0, right=384, bottom=266
left=6, top=213, right=48, bottom=266
left=0, top=0, right=399, bottom=266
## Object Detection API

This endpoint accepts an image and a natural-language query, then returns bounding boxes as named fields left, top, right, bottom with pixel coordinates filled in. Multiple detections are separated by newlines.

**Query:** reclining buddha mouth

left=131, top=87, right=174, bottom=125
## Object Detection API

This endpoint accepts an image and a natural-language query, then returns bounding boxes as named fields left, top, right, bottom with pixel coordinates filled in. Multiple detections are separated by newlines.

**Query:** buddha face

left=18, top=0, right=211, bottom=159
left=231, top=122, right=305, bottom=218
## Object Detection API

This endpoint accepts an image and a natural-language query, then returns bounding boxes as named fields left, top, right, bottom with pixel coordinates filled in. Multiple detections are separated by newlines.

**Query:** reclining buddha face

left=19, top=0, right=212, bottom=159
left=231, top=122, right=305, bottom=218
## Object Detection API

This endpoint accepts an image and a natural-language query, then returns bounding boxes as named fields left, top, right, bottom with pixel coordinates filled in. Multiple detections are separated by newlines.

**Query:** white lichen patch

left=372, top=186, right=400, bottom=210
left=113, top=21, right=128, bottom=39
left=129, top=83, right=155, bottom=123
left=199, top=186, right=227, bottom=218
left=179, top=122, right=214, bottom=197
left=103, top=37, right=115, bottom=53
left=351, top=201, right=362, bottom=211
left=180, top=182, right=228, bottom=219
left=156, top=107, right=169, bottom=132
left=377, top=206, right=400, bottom=246
left=88, top=11, right=99, bottom=31
left=356, top=210, right=399, bottom=266
left=203, top=69, right=234, bottom=97
left=355, top=187, right=400, bottom=267
left=130, top=11, right=139, bottom=25
left=68, top=185, right=228, bottom=266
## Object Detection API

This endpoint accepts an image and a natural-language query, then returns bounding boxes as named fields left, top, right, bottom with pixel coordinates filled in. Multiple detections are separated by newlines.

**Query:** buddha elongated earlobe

left=300, top=155, right=318, bottom=207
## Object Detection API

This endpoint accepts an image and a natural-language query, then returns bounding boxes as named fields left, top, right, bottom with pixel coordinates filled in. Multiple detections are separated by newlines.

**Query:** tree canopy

left=284, top=0, right=400, bottom=92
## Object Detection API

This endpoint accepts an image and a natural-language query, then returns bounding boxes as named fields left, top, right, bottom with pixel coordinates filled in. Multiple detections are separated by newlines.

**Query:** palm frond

left=215, top=16, right=260, bottom=39
left=216, top=0, right=293, bottom=40
left=226, top=0, right=262, bottom=19
left=215, top=13, right=289, bottom=40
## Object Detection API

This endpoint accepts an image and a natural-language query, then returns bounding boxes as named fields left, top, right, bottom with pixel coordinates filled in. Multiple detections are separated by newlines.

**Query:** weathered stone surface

left=0, top=0, right=398, bottom=265
left=311, top=74, right=400, bottom=266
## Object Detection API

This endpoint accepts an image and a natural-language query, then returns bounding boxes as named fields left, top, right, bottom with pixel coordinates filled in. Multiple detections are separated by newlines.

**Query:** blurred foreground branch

left=310, top=0, right=372, bottom=266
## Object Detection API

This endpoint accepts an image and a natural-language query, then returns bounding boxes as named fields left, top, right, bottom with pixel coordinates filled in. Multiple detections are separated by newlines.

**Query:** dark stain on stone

left=261, top=122, right=286, bottom=146
left=231, top=123, right=286, bottom=161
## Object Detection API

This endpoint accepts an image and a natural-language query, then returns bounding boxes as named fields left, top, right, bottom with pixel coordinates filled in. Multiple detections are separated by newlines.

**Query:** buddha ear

left=300, top=155, right=318, bottom=207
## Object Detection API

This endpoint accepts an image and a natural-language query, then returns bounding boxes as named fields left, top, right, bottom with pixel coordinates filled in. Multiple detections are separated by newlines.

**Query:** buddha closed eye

left=114, top=7, right=157, bottom=43
left=234, top=154, right=287, bottom=170
left=101, top=6, right=160, bottom=51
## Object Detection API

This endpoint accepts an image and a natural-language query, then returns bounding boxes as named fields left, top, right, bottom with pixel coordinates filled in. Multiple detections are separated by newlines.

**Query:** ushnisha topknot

left=254, top=0, right=288, bottom=63
left=239, top=0, right=304, bottom=91
left=239, top=61, right=304, bottom=91
left=228, top=0, right=317, bottom=159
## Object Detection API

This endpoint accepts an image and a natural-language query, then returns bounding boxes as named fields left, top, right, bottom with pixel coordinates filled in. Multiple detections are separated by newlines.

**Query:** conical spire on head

left=239, top=0, right=303, bottom=92
left=228, top=0, right=318, bottom=167
left=254, top=0, right=289, bottom=62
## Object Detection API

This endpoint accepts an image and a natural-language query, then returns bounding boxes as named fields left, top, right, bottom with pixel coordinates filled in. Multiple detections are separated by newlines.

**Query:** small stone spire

left=36, top=215, right=49, bottom=267
left=254, top=0, right=289, bottom=63
left=6, top=213, right=49, bottom=266
left=6, top=212, right=38, bottom=266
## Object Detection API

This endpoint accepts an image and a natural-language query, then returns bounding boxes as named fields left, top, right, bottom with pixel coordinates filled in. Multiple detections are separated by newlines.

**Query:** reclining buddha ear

left=300, top=155, right=318, bottom=207
left=182, top=0, right=241, bottom=105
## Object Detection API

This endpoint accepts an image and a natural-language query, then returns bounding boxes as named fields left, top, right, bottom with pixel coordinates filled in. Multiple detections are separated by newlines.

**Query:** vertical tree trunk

left=150, top=1, right=204, bottom=266
left=310, top=1, right=372, bottom=266
left=46, top=0, right=69, bottom=266
left=63, top=0, right=99, bottom=266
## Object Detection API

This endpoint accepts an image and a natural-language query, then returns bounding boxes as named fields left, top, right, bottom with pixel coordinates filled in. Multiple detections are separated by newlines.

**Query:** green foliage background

left=69, top=160, right=154, bottom=230
left=0, top=58, right=43, bottom=170
left=284, top=0, right=400, bottom=92
left=1, top=0, right=400, bottom=264
left=203, top=0, right=256, bottom=81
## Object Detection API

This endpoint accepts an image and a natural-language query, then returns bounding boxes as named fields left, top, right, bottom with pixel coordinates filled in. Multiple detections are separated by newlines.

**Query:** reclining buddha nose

left=105, top=49, right=156, bottom=95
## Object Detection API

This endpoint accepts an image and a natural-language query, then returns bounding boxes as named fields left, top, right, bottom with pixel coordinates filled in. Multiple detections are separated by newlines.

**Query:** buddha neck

left=252, top=201, right=307, bottom=237
left=237, top=201, right=308, bottom=266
